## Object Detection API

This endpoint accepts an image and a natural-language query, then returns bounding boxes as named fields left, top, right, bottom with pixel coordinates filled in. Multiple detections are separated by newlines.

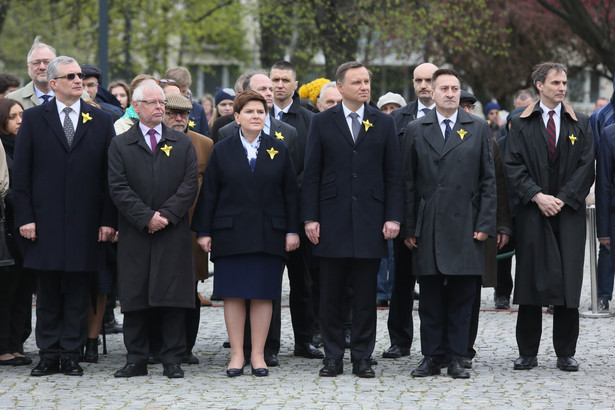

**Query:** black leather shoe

left=226, top=367, right=244, bottom=377
left=312, top=333, right=323, bottom=348
left=376, top=299, right=389, bottom=308
left=84, top=338, right=99, bottom=363
left=352, top=358, right=375, bottom=378
left=61, top=358, right=83, bottom=376
left=264, top=354, right=279, bottom=367
left=319, top=358, right=343, bottom=377
left=460, top=357, right=472, bottom=369
left=411, top=357, right=441, bottom=377
left=181, top=352, right=199, bottom=365
left=369, top=356, right=378, bottom=366
left=9, top=356, right=32, bottom=366
left=294, top=342, right=324, bottom=359
left=494, top=296, right=510, bottom=310
left=447, top=358, right=470, bottom=379
left=222, top=339, right=231, bottom=348
left=513, top=356, right=537, bottom=370
left=101, top=319, right=123, bottom=334
left=382, top=345, right=410, bottom=359
left=556, top=356, right=579, bottom=372
left=30, top=358, right=60, bottom=376
left=251, top=366, right=269, bottom=377
left=163, top=363, right=184, bottom=378
left=114, top=363, right=148, bottom=378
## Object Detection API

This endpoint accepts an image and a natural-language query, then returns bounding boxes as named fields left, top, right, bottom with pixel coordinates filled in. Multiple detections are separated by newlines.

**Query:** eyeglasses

left=165, top=110, right=190, bottom=118
left=138, top=99, right=168, bottom=107
left=84, top=82, right=99, bottom=88
left=54, top=73, right=85, bottom=81
left=28, top=59, right=52, bottom=67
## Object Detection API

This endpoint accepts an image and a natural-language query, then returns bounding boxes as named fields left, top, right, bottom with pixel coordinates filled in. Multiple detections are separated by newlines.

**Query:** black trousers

left=124, top=307, right=186, bottom=365
left=0, top=266, right=35, bottom=355
left=495, top=236, right=515, bottom=299
left=185, top=286, right=201, bottom=354
left=286, top=238, right=317, bottom=344
left=386, top=238, right=415, bottom=348
left=35, top=271, right=92, bottom=360
left=418, top=274, right=479, bottom=359
left=319, top=257, right=380, bottom=361
left=466, top=277, right=483, bottom=359
left=516, top=304, right=579, bottom=358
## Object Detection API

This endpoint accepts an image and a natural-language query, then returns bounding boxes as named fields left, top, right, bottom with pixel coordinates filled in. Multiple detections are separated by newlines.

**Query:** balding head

left=413, top=63, right=438, bottom=106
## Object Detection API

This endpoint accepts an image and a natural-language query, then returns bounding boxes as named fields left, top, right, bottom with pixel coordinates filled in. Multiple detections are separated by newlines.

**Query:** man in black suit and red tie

left=302, top=61, right=403, bottom=378
left=13, top=56, right=117, bottom=377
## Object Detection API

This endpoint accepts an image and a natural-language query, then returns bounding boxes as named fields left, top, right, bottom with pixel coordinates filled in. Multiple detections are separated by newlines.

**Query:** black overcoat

left=504, top=102, right=594, bottom=308
left=12, top=99, right=116, bottom=272
left=402, top=108, right=496, bottom=276
left=108, top=123, right=198, bottom=312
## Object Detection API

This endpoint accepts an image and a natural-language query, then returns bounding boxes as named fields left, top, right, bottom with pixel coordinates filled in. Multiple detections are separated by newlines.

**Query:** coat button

left=352, top=196, right=357, bottom=201
left=353, top=173, right=357, bottom=178
left=353, top=150, right=358, bottom=155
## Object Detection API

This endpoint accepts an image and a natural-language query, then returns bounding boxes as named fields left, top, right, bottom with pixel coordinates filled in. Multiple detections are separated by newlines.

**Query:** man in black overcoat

left=13, top=56, right=117, bottom=376
left=504, top=62, right=594, bottom=372
left=302, top=61, right=403, bottom=378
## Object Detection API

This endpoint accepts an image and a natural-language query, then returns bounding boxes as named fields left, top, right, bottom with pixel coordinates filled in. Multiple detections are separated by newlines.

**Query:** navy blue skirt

left=213, top=253, right=284, bottom=300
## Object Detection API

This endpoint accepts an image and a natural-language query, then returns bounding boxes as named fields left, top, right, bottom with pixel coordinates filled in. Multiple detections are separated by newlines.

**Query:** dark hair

left=0, top=98, right=24, bottom=135
left=270, top=61, right=296, bottom=80
left=233, top=90, right=267, bottom=113
left=531, top=62, right=567, bottom=87
left=335, top=61, right=372, bottom=84
left=431, top=68, right=460, bottom=85
left=0, top=73, right=20, bottom=94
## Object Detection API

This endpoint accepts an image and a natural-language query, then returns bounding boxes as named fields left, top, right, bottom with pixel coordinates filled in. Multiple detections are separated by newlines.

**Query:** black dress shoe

left=61, top=358, right=83, bottom=376
left=369, top=356, right=378, bottom=366
left=376, top=299, right=389, bottom=308
left=114, top=363, right=148, bottom=378
left=251, top=366, right=269, bottom=377
left=226, top=367, right=244, bottom=377
left=556, top=356, right=579, bottom=372
left=222, top=339, right=231, bottom=348
left=181, top=352, right=199, bottom=365
left=319, top=358, right=343, bottom=377
left=382, top=345, right=410, bottom=358
left=8, top=356, right=32, bottom=366
left=84, top=337, right=99, bottom=363
left=163, top=363, right=184, bottom=378
left=411, top=357, right=441, bottom=377
left=264, top=354, right=279, bottom=367
left=447, top=358, right=470, bottom=379
left=294, top=342, right=324, bottom=359
left=312, top=333, right=323, bottom=348
left=352, top=358, right=375, bottom=378
left=513, top=356, right=537, bottom=370
left=101, top=319, right=123, bottom=334
left=460, top=357, right=472, bottom=369
left=30, top=358, right=60, bottom=376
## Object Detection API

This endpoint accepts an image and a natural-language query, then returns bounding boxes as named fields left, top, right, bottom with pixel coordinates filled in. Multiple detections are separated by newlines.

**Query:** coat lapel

left=125, top=122, right=155, bottom=155
left=442, top=108, right=473, bottom=157
left=421, top=110, right=445, bottom=155
left=355, top=103, right=376, bottom=147
left=70, top=100, right=91, bottom=149
left=331, top=104, right=355, bottom=146
left=43, top=99, right=70, bottom=151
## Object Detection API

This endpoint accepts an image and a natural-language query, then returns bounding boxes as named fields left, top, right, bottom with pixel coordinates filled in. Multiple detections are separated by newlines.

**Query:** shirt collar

left=435, top=109, right=458, bottom=126
left=539, top=101, right=561, bottom=118
left=341, top=102, right=365, bottom=119
left=139, top=122, right=163, bottom=138
left=56, top=99, right=81, bottom=117
left=34, top=85, right=54, bottom=99
left=273, top=101, right=292, bottom=118
left=417, top=101, right=435, bottom=112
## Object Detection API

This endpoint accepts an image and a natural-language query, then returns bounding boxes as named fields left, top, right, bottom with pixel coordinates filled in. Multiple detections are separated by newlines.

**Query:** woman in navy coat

left=192, top=90, right=299, bottom=377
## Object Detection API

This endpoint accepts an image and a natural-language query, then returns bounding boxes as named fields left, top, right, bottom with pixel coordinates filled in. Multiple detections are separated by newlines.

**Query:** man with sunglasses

left=13, top=56, right=117, bottom=377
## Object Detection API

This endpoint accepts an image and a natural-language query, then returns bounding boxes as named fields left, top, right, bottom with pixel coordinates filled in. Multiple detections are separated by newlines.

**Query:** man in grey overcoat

left=504, top=62, right=594, bottom=372
left=108, top=83, right=198, bottom=379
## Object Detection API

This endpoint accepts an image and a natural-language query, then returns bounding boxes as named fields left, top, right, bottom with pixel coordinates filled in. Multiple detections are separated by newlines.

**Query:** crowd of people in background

left=0, top=35, right=610, bottom=381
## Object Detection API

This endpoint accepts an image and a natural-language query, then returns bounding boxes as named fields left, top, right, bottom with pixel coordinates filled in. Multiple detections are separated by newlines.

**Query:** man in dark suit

left=402, top=68, right=496, bottom=379
left=302, top=61, right=403, bottom=378
left=108, top=83, right=199, bottom=379
left=505, top=62, right=594, bottom=372
left=383, top=62, right=439, bottom=360
left=13, top=56, right=117, bottom=376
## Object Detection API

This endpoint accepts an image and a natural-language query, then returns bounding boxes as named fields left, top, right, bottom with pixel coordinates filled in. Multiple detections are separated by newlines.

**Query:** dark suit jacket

left=392, top=100, right=419, bottom=138
left=302, top=102, right=403, bottom=259
left=12, top=98, right=117, bottom=272
left=191, top=131, right=298, bottom=261
left=402, top=108, right=496, bottom=277
left=271, top=92, right=312, bottom=177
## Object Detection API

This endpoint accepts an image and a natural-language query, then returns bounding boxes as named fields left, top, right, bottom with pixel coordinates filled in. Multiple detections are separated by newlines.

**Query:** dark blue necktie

left=444, top=119, right=452, bottom=142
left=249, top=158, right=256, bottom=172
left=41, top=95, right=51, bottom=104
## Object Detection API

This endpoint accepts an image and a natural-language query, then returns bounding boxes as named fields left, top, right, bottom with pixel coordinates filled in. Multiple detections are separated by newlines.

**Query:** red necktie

left=546, top=110, right=556, bottom=160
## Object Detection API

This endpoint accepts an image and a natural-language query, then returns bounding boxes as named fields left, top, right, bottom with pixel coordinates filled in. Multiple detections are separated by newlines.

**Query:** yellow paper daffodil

left=188, top=120, right=195, bottom=128
left=363, top=119, right=373, bottom=131
left=275, top=131, right=284, bottom=140
left=266, top=147, right=278, bottom=159
left=81, top=112, right=92, bottom=123
left=569, top=134, right=577, bottom=145
left=160, top=144, right=173, bottom=156
left=457, top=129, right=468, bottom=140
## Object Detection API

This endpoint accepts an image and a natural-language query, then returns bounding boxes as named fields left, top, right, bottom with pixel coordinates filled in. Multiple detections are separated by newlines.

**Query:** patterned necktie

left=443, top=119, right=452, bottom=142
left=546, top=110, right=557, bottom=160
left=41, top=95, right=51, bottom=104
left=349, top=112, right=361, bottom=142
left=147, top=129, right=157, bottom=152
left=62, top=107, right=74, bottom=145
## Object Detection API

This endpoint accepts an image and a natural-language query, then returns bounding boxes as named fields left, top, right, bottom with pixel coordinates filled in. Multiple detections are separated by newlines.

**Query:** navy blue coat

left=191, top=131, right=298, bottom=260
left=301, top=102, right=403, bottom=259
left=12, top=99, right=117, bottom=272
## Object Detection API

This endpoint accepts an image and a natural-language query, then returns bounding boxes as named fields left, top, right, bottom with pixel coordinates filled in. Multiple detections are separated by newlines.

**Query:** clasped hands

left=147, top=211, right=168, bottom=234
left=533, top=192, right=563, bottom=217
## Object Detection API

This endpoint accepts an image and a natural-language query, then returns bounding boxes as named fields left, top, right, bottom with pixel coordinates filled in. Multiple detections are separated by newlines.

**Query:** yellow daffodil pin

left=569, top=134, right=577, bottom=145
left=160, top=144, right=173, bottom=156
left=275, top=131, right=284, bottom=140
left=266, top=147, right=278, bottom=159
left=363, top=119, right=373, bottom=131
left=188, top=120, right=195, bottom=128
left=457, top=129, right=467, bottom=140
left=82, top=112, right=92, bottom=123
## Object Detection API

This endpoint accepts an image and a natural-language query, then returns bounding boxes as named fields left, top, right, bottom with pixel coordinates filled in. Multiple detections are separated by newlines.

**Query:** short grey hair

left=318, top=81, right=337, bottom=104
left=47, top=56, right=78, bottom=82
left=132, top=83, right=165, bottom=103
left=27, top=36, right=56, bottom=64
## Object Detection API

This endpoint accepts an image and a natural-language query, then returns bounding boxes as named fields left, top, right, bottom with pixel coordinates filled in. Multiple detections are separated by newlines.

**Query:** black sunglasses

left=54, top=73, right=86, bottom=81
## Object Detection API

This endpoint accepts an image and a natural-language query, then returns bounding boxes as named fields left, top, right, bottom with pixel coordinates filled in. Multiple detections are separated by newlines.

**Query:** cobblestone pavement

left=2, top=250, right=615, bottom=409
